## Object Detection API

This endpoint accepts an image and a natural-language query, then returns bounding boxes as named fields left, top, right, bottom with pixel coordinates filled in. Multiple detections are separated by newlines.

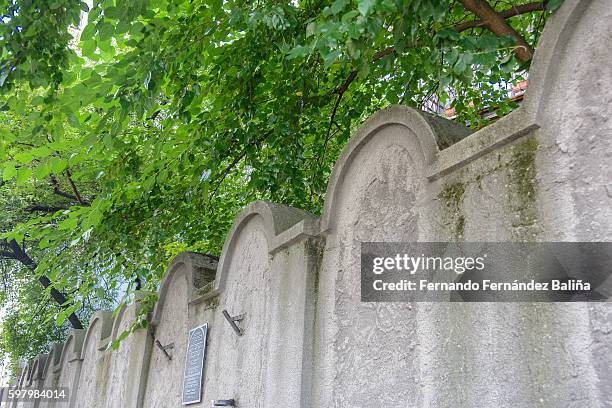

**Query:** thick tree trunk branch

left=454, top=1, right=546, bottom=31
left=335, top=2, right=543, bottom=95
left=0, top=239, right=83, bottom=329
left=459, top=0, right=535, bottom=62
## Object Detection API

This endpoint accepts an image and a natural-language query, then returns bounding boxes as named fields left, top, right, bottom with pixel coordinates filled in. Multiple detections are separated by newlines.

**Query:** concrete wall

left=9, top=0, right=612, bottom=406
left=37, top=343, right=61, bottom=408
left=144, top=252, right=217, bottom=408
left=71, top=311, right=113, bottom=408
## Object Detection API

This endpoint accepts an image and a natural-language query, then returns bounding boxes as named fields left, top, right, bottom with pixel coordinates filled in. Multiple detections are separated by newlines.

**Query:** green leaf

left=357, top=60, right=370, bottom=78
left=97, top=21, right=115, bottom=41
left=81, top=39, right=97, bottom=57
left=453, top=52, right=473, bottom=74
left=15, top=151, right=33, bottom=164
left=322, top=49, right=342, bottom=67
left=104, top=6, right=123, bottom=20
left=341, top=10, right=359, bottom=24
left=81, top=24, right=96, bottom=41
left=58, top=216, right=78, bottom=231
left=306, top=22, right=316, bottom=37
left=287, top=45, right=309, bottom=59
left=358, top=0, right=375, bottom=16
left=0, top=128, right=16, bottom=143
left=2, top=162, right=17, bottom=180
left=55, top=312, right=66, bottom=326
left=331, top=0, right=348, bottom=15
left=16, top=167, right=33, bottom=185
left=49, top=157, right=68, bottom=173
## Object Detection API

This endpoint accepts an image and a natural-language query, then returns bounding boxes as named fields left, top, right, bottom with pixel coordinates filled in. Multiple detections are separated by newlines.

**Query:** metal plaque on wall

left=182, top=323, right=208, bottom=405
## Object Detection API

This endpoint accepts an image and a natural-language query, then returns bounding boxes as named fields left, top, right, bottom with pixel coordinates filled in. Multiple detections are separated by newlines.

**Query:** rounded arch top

left=80, top=310, right=113, bottom=358
left=17, top=363, right=29, bottom=388
left=21, top=361, right=32, bottom=387
left=523, top=0, right=597, bottom=118
left=41, top=343, right=63, bottom=377
left=57, top=329, right=85, bottom=368
left=26, top=354, right=47, bottom=386
left=320, top=105, right=469, bottom=232
left=215, top=201, right=316, bottom=291
left=109, top=304, right=129, bottom=342
left=152, top=251, right=218, bottom=326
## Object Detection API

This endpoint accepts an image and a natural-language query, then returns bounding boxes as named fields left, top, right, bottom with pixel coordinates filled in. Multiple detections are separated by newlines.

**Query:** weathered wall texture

left=71, top=311, right=113, bottom=408
left=9, top=0, right=612, bottom=406
left=144, top=253, right=216, bottom=408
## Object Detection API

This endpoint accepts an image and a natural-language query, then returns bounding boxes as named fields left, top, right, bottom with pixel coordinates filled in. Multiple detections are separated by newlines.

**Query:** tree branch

left=0, top=239, right=83, bottom=329
left=454, top=1, right=546, bottom=31
left=321, top=92, right=345, bottom=163
left=459, top=0, right=535, bottom=62
left=0, top=250, right=14, bottom=258
left=334, top=1, right=544, bottom=94
left=64, top=169, right=87, bottom=205
left=336, top=70, right=358, bottom=96
left=49, top=174, right=89, bottom=205
left=207, top=130, right=273, bottom=204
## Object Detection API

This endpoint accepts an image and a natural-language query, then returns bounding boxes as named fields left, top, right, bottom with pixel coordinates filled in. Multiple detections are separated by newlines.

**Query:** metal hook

left=222, top=310, right=245, bottom=336
left=211, top=399, right=235, bottom=407
left=155, top=340, right=174, bottom=361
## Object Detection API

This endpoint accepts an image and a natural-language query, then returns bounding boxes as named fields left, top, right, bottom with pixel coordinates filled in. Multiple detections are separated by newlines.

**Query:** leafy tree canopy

left=0, top=0, right=562, bottom=367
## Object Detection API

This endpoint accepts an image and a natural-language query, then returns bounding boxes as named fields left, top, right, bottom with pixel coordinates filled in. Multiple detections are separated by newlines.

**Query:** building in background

left=420, top=76, right=530, bottom=123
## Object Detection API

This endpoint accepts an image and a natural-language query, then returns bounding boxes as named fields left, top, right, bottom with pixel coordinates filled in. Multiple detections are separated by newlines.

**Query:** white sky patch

left=0, top=304, right=9, bottom=386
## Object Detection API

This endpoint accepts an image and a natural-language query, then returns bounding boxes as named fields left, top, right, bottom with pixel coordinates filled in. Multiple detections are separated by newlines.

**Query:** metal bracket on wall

left=211, top=399, right=235, bottom=407
left=155, top=340, right=174, bottom=361
left=222, top=310, right=245, bottom=336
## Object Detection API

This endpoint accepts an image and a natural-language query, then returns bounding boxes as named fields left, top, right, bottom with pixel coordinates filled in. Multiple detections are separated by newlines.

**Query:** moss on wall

left=438, top=135, right=540, bottom=241
left=509, top=136, right=538, bottom=206
left=508, top=136, right=540, bottom=240
left=308, top=237, right=325, bottom=298
left=439, top=181, right=467, bottom=239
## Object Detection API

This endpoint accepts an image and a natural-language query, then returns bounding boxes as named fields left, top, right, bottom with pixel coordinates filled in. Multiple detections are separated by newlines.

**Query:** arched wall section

left=100, top=305, right=145, bottom=408
left=13, top=354, right=46, bottom=408
left=310, top=1, right=612, bottom=407
left=37, top=343, right=62, bottom=408
left=142, top=254, right=204, bottom=408
left=320, top=105, right=470, bottom=233
left=54, top=330, right=84, bottom=408
left=202, top=210, right=274, bottom=406
left=314, top=106, right=461, bottom=407
left=72, top=311, right=113, bottom=408
left=530, top=0, right=612, bottom=242
left=214, top=201, right=316, bottom=291
left=199, top=201, right=318, bottom=407
left=526, top=0, right=612, bottom=401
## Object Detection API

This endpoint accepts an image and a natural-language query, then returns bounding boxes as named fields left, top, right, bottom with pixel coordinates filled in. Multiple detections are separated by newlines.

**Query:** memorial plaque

left=182, top=323, right=208, bottom=405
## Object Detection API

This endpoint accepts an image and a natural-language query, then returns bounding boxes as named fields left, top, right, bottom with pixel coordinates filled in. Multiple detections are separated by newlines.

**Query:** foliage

left=0, top=0, right=558, bottom=364
left=0, top=280, right=69, bottom=375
